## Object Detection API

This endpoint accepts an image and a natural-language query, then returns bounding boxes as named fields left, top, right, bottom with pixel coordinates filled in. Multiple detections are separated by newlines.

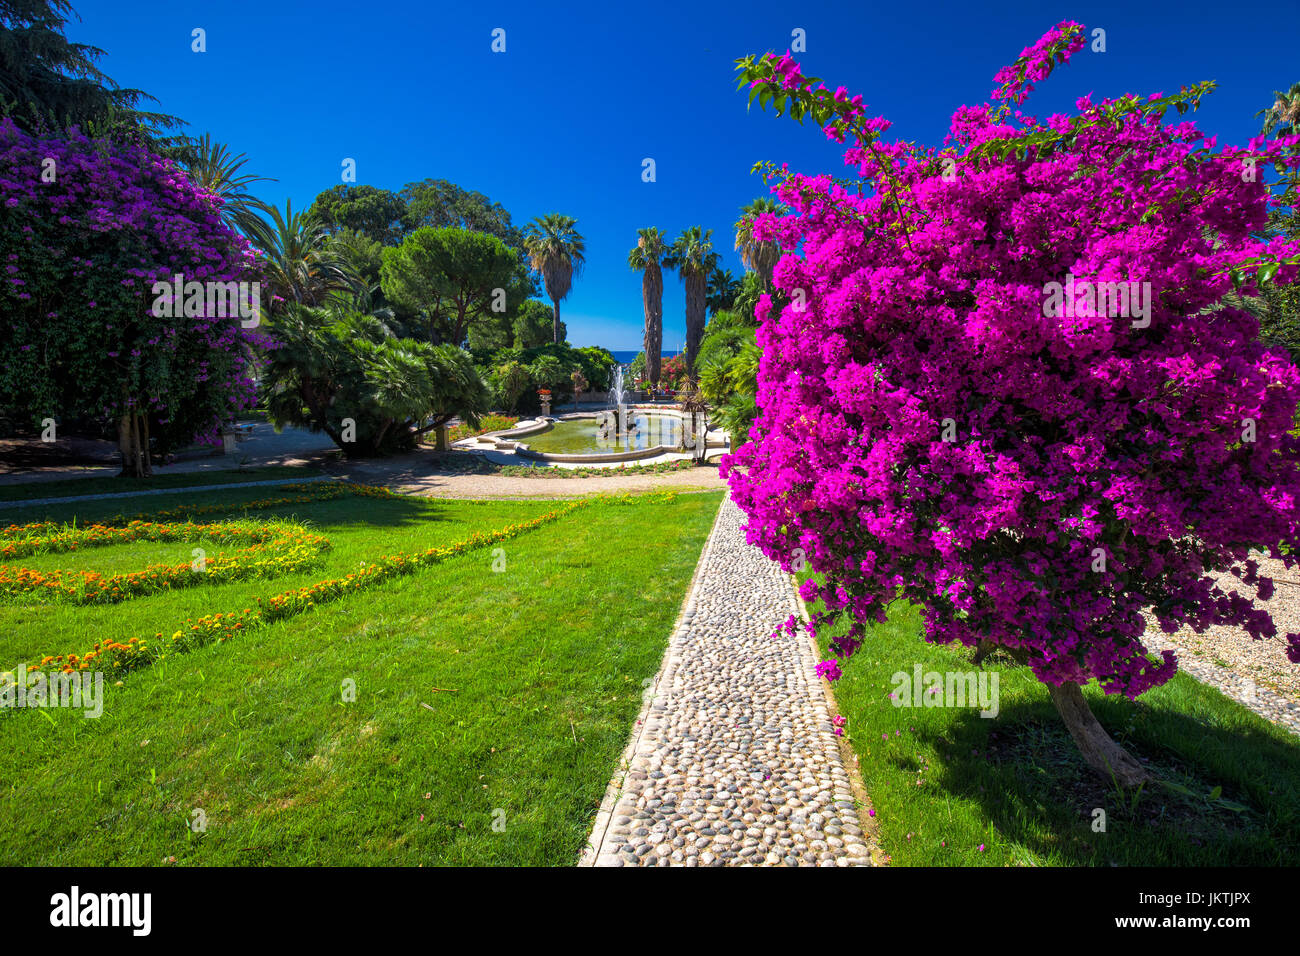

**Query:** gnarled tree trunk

left=1048, top=681, right=1150, bottom=787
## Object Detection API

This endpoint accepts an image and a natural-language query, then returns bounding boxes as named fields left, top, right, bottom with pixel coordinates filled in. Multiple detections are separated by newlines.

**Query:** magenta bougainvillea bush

left=0, top=120, right=262, bottom=474
left=724, top=23, right=1300, bottom=721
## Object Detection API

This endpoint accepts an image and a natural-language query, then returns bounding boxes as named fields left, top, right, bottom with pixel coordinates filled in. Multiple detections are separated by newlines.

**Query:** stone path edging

left=579, top=492, right=728, bottom=866
left=581, top=494, right=876, bottom=867
left=1153, top=638, right=1300, bottom=737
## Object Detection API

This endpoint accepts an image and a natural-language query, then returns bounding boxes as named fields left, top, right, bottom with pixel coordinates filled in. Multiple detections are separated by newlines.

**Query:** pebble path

left=1148, top=635, right=1300, bottom=738
left=582, top=494, right=875, bottom=867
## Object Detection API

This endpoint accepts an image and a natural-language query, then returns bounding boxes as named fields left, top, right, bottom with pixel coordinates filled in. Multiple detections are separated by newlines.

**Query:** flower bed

left=0, top=520, right=329, bottom=605
left=497, top=459, right=699, bottom=478
left=445, top=415, right=519, bottom=444
left=29, top=490, right=678, bottom=677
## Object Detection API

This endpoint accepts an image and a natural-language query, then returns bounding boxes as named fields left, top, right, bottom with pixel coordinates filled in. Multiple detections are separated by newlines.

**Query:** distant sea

left=607, top=350, right=679, bottom=364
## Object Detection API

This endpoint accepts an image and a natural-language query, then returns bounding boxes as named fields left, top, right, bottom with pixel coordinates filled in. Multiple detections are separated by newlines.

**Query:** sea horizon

left=605, top=350, right=681, bottom=364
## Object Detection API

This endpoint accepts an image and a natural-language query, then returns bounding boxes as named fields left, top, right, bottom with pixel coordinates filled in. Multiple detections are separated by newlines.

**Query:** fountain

left=608, top=364, right=628, bottom=439
left=473, top=361, right=707, bottom=460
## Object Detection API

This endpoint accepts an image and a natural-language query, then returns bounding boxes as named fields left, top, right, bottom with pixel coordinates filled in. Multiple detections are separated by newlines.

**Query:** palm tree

left=734, top=198, right=787, bottom=290
left=181, top=134, right=275, bottom=236
left=628, top=227, right=669, bottom=386
left=706, top=267, right=742, bottom=316
left=245, top=200, right=353, bottom=314
left=322, top=228, right=407, bottom=334
left=665, top=226, right=719, bottom=374
left=1258, top=82, right=1300, bottom=137
left=523, top=213, right=585, bottom=344
left=1258, top=82, right=1300, bottom=238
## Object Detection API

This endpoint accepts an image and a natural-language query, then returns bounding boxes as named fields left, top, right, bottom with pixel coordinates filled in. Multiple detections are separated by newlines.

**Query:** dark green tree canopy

left=399, top=178, right=524, bottom=251
left=307, top=184, right=408, bottom=245
left=262, top=305, right=490, bottom=457
left=512, top=298, right=565, bottom=348
left=0, top=0, right=182, bottom=145
left=380, top=226, right=532, bottom=347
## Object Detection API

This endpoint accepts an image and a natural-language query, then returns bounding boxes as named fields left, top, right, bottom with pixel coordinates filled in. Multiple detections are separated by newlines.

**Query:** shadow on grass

left=0, top=486, right=460, bottom=530
left=909, top=690, right=1300, bottom=865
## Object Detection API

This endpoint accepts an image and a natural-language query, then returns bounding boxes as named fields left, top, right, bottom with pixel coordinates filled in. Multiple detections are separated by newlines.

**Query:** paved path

left=582, top=495, right=875, bottom=867
left=0, top=422, right=339, bottom=485
left=0, top=476, right=332, bottom=509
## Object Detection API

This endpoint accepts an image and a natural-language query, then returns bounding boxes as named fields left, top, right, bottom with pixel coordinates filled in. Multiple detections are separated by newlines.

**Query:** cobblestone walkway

left=582, top=495, right=874, bottom=867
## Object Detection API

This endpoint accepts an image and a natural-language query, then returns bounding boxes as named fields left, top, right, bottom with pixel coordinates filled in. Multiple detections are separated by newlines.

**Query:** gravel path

left=1143, top=553, right=1300, bottom=737
left=329, top=459, right=727, bottom=499
left=581, top=495, right=876, bottom=867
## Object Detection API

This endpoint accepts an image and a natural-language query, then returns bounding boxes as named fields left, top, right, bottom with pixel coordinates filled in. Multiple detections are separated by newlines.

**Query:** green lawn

left=0, top=483, right=723, bottom=865
left=803, top=576, right=1300, bottom=866
left=0, top=464, right=323, bottom=502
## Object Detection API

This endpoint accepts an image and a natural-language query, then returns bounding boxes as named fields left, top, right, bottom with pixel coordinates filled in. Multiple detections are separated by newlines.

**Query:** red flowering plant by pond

left=724, top=22, right=1300, bottom=784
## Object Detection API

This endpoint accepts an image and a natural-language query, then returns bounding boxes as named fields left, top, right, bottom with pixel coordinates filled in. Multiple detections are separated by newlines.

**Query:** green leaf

left=1159, top=780, right=1196, bottom=798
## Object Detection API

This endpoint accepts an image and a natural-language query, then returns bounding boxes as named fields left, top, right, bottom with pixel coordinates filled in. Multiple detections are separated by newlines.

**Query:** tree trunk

left=435, top=423, right=450, bottom=452
left=117, top=410, right=153, bottom=478
left=685, top=273, right=706, bottom=374
left=552, top=299, right=561, bottom=345
left=644, top=267, right=663, bottom=386
left=1047, top=681, right=1151, bottom=787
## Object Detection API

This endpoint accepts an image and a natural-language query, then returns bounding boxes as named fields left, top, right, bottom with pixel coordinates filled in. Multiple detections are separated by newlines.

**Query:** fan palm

left=628, top=227, right=669, bottom=385
left=260, top=304, right=347, bottom=434
left=523, top=213, right=585, bottom=344
left=664, top=226, right=719, bottom=373
left=734, top=198, right=787, bottom=290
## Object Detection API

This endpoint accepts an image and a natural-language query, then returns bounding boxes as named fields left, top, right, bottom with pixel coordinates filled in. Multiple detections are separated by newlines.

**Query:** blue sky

left=69, top=0, right=1293, bottom=350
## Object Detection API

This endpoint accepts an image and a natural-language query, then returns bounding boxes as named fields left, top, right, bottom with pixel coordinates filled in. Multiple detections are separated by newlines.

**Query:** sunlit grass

left=0, top=485, right=723, bottom=865
left=801, top=573, right=1300, bottom=866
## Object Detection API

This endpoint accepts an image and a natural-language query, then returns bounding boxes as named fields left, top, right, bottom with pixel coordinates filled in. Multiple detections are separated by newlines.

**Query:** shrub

left=725, top=22, right=1300, bottom=784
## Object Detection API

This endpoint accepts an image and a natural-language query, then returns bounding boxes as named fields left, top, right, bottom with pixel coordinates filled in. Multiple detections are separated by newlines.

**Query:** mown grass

left=801, top=575, right=1300, bottom=866
left=0, top=484, right=723, bottom=865
left=0, top=465, right=323, bottom=502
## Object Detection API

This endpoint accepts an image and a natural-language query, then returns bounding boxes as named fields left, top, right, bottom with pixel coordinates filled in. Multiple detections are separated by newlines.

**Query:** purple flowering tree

left=725, top=23, right=1300, bottom=784
left=0, top=121, right=263, bottom=477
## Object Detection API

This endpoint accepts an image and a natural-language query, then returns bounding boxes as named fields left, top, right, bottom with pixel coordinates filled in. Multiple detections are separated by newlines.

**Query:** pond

left=521, top=412, right=688, bottom=455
